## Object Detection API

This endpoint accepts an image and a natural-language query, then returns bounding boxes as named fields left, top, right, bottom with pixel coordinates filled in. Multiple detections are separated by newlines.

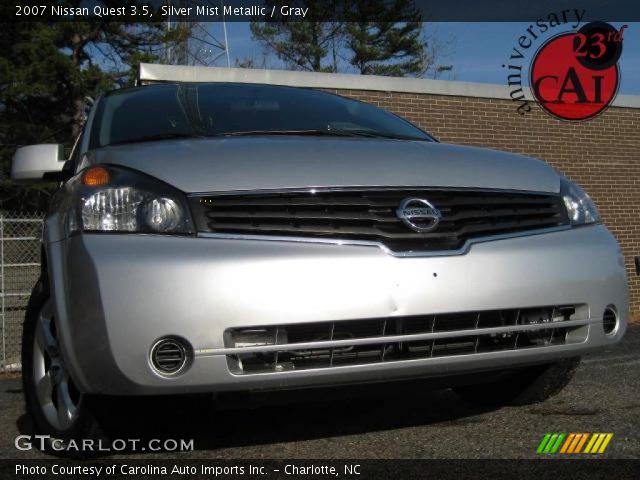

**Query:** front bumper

left=47, top=224, right=628, bottom=395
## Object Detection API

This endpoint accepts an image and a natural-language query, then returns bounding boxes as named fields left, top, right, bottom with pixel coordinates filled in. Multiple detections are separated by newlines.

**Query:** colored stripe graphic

left=537, top=434, right=552, bottom=454
left=549, top=433, right=565, bottom=453
left=559, top=433, right=575, bottom=453
left=544, top=433, right=559, bottom=453
left=574, top=433, right=589, bottom=453
left=538, top=433, right=613, bottom=455
left=597, top=434, right=613, bottom=453
left=537, top=433, right=565, bottom=454
left=592, top=434, right=606, bottom=453
left=567, top=434, right=581, bottom=453
left=584, top=434, right=599, bottom=453
left=584, top=433, right=614, bottom=454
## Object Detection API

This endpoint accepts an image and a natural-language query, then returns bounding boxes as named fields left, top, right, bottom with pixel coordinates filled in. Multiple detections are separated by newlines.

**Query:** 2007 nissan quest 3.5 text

left=12, top=75, right=627, bottom=445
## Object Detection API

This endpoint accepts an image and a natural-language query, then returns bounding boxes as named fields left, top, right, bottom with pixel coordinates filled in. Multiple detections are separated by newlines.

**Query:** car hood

left=87, top=137, right=560, bottom=194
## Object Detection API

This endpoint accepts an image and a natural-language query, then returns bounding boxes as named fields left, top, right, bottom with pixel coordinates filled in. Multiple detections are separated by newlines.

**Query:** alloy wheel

left=32, top=300, right=83, bottom=430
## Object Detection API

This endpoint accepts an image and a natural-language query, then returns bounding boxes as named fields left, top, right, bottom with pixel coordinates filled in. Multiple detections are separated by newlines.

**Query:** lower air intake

left=225, top=305, right=585, bottom=375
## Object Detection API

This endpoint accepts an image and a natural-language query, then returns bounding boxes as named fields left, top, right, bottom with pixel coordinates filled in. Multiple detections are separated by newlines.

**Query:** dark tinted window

left=90, top=83, right=432, bottom=148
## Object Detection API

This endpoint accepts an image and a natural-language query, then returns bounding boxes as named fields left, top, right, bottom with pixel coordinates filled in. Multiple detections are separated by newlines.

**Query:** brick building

left=140, top=64, right=640, bottom=319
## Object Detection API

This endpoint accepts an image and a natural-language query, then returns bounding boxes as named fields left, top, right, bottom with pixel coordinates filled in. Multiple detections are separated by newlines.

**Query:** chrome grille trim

left=197, top=225, right=572, bottom=257
left=197, top=318, right=591, bottom=357
left=212, top=306, right=589, bottom=374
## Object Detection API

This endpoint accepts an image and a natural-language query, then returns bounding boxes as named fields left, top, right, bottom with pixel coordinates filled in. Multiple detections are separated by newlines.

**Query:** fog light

left=150, top=337, right=191, bottom=375
left=603, top=307, right=618, bottom=335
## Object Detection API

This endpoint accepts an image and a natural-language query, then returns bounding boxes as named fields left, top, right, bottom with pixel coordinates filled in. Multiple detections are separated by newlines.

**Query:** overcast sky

left=212, top=22, right=639, bottom=94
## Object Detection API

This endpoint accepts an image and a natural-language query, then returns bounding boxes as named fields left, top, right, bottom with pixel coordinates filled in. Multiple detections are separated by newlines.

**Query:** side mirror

left=11, top=144, right=67, bottom=182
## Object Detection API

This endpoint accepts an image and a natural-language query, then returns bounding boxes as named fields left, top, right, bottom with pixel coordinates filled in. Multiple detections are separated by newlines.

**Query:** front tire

left=22, top=278, right=106, bottom=455
left=454, top=357, right=581, bottom=406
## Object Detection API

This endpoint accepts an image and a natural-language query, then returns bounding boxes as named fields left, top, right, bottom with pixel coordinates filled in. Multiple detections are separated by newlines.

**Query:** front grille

left=225, top=305, right=583, bottom=375
left=190, top=189, right=568, bottom=252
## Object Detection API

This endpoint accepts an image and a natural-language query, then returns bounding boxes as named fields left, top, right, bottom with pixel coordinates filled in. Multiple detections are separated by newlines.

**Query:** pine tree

left=251, top=0, right=432, bottom=77
left=0, top=1, right=184, bottom=211
left=251, top=0, right=343, bottom=72
left=345, top=0, right=427, bottom=76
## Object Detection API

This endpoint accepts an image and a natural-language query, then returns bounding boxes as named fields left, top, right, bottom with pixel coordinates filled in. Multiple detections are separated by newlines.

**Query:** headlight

left=67, top=165, right=193, bottom=235
left=560, top=177, right=600, bottom=226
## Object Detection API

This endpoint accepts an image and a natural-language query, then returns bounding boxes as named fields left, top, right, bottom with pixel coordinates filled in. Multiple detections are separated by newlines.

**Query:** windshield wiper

left=220, top=129, right=427, bottom=141
left=329, top=129, right=428, bottom=141
left=108, top=132, right=204, bottom=146
left=221, top=129, right=349, bottom=137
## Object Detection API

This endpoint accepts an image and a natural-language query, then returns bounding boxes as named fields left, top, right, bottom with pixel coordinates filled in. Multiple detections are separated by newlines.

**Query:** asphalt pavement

left=1, top=326, right=638, bottom=459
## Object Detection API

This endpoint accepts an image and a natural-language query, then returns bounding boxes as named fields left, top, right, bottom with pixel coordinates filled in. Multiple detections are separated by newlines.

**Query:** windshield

left=89, top=83, right=433, bottom=148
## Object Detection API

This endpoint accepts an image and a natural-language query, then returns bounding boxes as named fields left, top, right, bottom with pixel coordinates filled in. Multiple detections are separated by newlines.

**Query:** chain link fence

left=0, top=212, right=43, bottom=372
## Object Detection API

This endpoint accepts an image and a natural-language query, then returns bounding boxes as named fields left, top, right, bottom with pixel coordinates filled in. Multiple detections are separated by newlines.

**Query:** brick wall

left=328, top=88, right=640, bottom=319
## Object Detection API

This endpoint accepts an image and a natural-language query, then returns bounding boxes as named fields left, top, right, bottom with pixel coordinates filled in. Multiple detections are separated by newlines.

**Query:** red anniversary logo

left=530, top=22, right=626, bottom=121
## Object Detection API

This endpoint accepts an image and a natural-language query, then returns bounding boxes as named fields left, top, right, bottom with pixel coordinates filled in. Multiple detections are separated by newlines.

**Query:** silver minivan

left=12, top=80, right=628, bottom=445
